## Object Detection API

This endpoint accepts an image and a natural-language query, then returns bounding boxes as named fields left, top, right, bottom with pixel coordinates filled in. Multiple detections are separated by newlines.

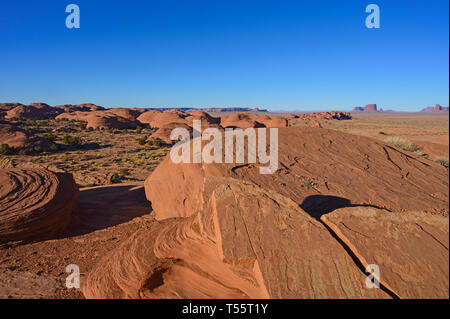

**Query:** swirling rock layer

left=0, top=168, right=79, bottom=243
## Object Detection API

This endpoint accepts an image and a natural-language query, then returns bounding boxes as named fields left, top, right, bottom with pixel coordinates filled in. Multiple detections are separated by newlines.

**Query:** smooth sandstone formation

left=84, top=126, right=448, bottom=299
left=0, top=121, right=50, bottom=150
left=56, top=110, right=138, bottom=129
left=137, top=110, right=188, bottom=128
left=0, top=168, right=79, bottom=243
left=5, top=103, right=62, bottom=119
left=84, top=177, right=386, bottom=299
left=321, top=207, right=449, bottom=298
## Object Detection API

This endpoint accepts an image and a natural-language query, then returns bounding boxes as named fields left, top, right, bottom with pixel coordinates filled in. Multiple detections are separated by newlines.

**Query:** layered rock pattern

left=0, top=168, right=79, bottom=243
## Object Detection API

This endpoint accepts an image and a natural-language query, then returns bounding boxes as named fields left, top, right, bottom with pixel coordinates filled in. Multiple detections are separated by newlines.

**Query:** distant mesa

left=420, top=104, right=449, bottom=113
left=352, top=104, right=380, bottom=113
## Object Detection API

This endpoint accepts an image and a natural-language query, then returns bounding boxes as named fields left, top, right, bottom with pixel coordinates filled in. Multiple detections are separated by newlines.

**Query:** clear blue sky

left=0, top=0, right=448, bottom=111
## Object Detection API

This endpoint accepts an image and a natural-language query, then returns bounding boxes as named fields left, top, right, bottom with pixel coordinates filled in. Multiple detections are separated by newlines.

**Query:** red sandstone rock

left=84, top=126, right=448, bottom=299
left=55, top=110, right=138, bottom=129
left=0, top=168, right=79, bottom=243
left=0, top=121, right=50, bottom=150
left=137, top=110, right=188, bottom=128
left=5, top=104, right=62, bottom=119
left=321, top=207, right=449, bottom=298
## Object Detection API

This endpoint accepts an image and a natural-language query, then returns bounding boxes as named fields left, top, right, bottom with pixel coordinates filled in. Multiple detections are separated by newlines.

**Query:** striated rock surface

left=321, top=207, right=449, bottom=298
left=0, top=168, right=79, bottom=243
left=84, top=126, right=448, bottom=299
left=84, top=177, right=386, bottom=299
left=147, top=127, right=448, bottom=219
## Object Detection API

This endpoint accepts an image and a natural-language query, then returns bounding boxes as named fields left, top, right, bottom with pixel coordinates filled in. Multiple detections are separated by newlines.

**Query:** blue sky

left=0, top=0, right=448, bottom=111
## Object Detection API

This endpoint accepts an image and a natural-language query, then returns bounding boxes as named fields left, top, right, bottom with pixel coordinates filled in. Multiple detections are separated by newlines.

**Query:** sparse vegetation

left=42, top=133, right=56, bottom=141
left=63, top=135, right=82, bottom=145
left=137, top=136, right=148, bottom=145
left=301, top=180, right=317, bottom=190
left=148, top=138, right=162, bottom=147
left=49, top=143, right=60, bottom=151
left=434, top=157, right=449, bottom=168
left=384, top=136, right=420, bottom=153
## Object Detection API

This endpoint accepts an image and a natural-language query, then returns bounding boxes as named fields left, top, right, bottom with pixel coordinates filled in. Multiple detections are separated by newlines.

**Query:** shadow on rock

left=300, top=195, right=387, bottom=219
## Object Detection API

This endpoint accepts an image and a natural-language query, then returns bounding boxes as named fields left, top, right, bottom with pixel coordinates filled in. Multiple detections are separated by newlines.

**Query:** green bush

left=119, top=168, right=129, bottom=177
left=110, top=173, right=121, bottom=183
left=137, top=136, right=148, bottom=145
left=136, top=126, right=142, bottom=134
left=148, top=138, right=162, bottom=147
left=42, top=133, right=56, bottom=141
left=49, top=143, right=60, bottom=151
left=63, top=135, right=82, bottom=145
left=33, top=145, right=43, bottom=153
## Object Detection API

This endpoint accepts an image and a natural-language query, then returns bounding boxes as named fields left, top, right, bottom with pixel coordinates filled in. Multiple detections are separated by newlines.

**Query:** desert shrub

left=0, top=144, right=13, bottom=155
left=378, top=131, right=387, bottom=135
left=42, top=133, right=56, bottom=141
left=136, top=126, right=142, bottom=134
left=119, top=168, right=129, bottom=177
left=385, top=136, right=419, bottom=153
left=87, top=126, right=94, bottom=132
left=49, top=143, right=60, bottom=151
left=137, top=136, right=148, bottom=145
left=413, top=150, right=427, bottom=157
left=18, top=148, right=33, bottom=155
left=110, top=173, right=121, bottom=183
left=148, top=138, right=162, bottom=147
left=33, top=145, right=43, bottom=153
left=434, top=157, right=449, bottom=168
left=93, top=162, right=105, bottom=167
left=301, top=180, right=317, bottom=190
left=63, top=135, right=82, bottom=145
